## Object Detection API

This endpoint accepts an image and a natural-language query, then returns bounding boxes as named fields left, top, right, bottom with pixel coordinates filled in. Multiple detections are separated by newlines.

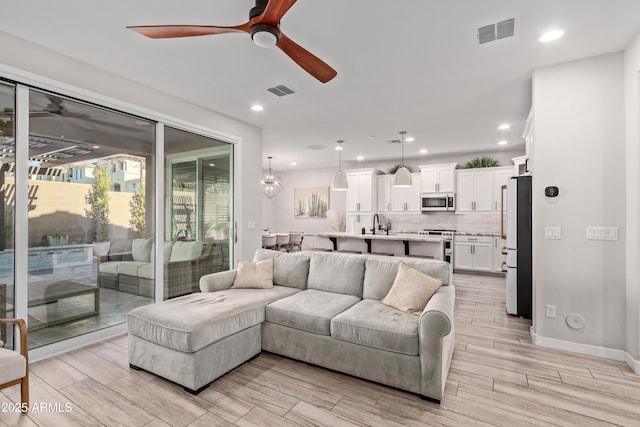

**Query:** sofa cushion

left=363, top=257, right=451, bottom=300
left=127, top=286, right=300, bottom=353
left=117, top=261, right=149, bottom=277
left=138, top=263, right=154, bottom=279
left=232, top=259, right=274, bottom=289
left=265, top=289, right=360, bottom=335
left=331, top=299, right=419, bottom=356
left=108, top=239, right=133, bottom=261
left=132, top=238, right=154, bottom=262
left=253, top=249, right=310, bottom=289
left=98, top=261, right=121, bottom=275
left=170, top=241, right=203, bottom=262
left=381, top=262, right=442, bottom=314
left=307, top=252, right=366, bottom=296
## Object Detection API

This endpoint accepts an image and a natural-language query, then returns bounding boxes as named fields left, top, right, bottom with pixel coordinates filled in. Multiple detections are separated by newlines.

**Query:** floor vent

left=267, top=85, right=295, bottom=97
left=478, top=18, right=515, bottom=44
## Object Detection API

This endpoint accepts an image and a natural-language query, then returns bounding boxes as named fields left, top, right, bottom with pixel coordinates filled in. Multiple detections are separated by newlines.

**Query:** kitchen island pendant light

left=394, top=131, right=412, bottom=187
left=261, top=156, right=283, bottom=198
left=332, top=140, right=348, bottom=191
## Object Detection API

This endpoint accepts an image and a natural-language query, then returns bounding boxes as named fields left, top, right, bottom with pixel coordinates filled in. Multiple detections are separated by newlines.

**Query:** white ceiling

left=1, top=0, right=639, bottom=171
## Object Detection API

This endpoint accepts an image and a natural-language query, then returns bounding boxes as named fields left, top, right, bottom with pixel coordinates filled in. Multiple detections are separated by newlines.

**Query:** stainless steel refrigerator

left=506, top=175, right=532, bottom=319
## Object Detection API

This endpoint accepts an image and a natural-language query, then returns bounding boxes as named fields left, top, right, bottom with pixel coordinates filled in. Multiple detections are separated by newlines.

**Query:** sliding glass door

left=26, top=88, right=156, bottom=348
left=164, top=127, right=232, bottom=300
left=0, top=82, right=15, bottom=349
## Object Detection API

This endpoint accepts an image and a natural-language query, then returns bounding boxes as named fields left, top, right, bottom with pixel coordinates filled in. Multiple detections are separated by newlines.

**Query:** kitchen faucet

left=371, top=213, right=380, bottom=235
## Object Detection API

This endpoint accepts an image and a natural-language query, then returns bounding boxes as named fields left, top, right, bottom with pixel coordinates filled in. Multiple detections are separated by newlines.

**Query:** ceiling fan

left=0, top=96, right=90, bottom=120
left=127, top=0, right=337, bottom=83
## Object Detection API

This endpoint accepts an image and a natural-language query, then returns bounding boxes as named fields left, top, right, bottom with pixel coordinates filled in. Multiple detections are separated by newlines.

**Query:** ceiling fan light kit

left=251, top=24, right=279, bottom=48
left=393, top=131, right=412, bottom=187
left=127, top=0, right=337, bottom=83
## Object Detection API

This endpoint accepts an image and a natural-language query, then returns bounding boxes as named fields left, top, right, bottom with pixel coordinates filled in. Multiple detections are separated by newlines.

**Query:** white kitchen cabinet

left=391, top=173, right=421, bottom=212
left=454, top=235, right=493, bottom=271
left=377, top=175, right=392, bottom=213
left=419, top=163, right=456, bottom=193
left=492, top=236, right=506, bottom=273
left=493, top=167, right=513, bottom=212
left=346, top=169, right=379, bottom=212
left=455, top=169, right=494, bottom=212
left=346, top=213, right=373, bottom=234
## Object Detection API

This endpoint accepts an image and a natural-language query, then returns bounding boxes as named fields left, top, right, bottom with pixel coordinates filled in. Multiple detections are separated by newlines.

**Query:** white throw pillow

left=381, top=261, right=442, bottom=314
left=232, top=259, right=274, bottom=289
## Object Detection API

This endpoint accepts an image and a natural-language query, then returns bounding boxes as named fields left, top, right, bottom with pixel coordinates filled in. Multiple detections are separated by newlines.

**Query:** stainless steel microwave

left=421, top=193, right=455, bottom=212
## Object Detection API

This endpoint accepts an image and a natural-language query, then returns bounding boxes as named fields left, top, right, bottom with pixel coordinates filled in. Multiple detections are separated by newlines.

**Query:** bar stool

left=288, top=232, right=304, bottom=252
left=262, top=235, right=277, bottom=250
left=275, top=234, right=290, bottom=252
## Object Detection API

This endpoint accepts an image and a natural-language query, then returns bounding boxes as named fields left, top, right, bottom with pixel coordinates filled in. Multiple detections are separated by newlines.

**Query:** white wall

left=0, top=31, right=263, bottom=263
left=532, top=53, right=626, bottom=351
left=624, top=34, right=640, bottom=365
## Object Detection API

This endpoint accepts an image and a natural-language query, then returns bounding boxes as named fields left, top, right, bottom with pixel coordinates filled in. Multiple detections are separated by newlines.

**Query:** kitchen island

left=304, top=231, right=448, bottom=260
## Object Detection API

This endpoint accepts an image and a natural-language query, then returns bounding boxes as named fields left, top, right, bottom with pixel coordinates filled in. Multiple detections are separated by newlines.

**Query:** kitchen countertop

left=306, top=231, right=448, bottom=243
left=455, top=232, right=502, bottom=237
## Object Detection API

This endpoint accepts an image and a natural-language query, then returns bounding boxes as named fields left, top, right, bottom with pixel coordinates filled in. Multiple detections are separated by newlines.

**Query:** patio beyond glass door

left=165, top=127, right=232, bottom=300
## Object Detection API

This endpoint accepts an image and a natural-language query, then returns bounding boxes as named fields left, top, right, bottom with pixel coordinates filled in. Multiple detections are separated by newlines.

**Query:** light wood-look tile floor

left=2, top=273, right=640, bottom=426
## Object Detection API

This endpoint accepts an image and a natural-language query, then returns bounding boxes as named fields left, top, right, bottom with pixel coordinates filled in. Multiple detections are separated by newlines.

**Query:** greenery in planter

left=129, top=185, right=146, bottom=238
left=85, top=167, right=112, bottom=243
left=387, top=164, right=415, bottom=174
left=464, top=156, right=500, bottom=169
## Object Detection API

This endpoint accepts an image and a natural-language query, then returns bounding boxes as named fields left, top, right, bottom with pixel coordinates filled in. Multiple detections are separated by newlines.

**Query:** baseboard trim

left=625, top=352, right=640, bottom=374
left=531, top=331, right=626, bottom=362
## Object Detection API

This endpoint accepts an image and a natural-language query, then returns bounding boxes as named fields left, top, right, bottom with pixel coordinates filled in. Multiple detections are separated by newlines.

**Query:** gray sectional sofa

left=126, top=249, right=455, bottom=402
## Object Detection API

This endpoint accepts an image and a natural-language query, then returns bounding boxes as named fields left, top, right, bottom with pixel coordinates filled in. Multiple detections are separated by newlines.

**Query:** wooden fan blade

left=258, top=0, right=298, bottom=24
left=127, top=24, right=250, bottom=39
left=276, top=33, right=337, bottom=83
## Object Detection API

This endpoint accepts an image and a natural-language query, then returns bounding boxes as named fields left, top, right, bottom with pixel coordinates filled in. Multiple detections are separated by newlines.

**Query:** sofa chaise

left=126, top=249, right=455, bottom=402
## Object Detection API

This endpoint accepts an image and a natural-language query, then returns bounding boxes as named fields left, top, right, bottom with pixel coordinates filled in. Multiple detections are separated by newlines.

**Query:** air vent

left=307, top=144, right=327, bottom=150
left=478, top=24, right=496, bottom=44
left=267, top=85, right=295, bottom=97
left=478, top=18, right=516, bottom=44
left=497, top=19, right=515, bottom=39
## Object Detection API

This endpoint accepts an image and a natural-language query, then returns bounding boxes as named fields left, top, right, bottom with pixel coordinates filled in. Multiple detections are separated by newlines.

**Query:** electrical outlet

left=545, top=304, right=556, bottom=318
left=247, top=221, right=256, bottom=230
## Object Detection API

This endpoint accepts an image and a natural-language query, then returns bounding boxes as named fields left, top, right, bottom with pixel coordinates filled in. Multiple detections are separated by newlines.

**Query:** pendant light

left=393, top=131, right=412, bottom=187
left=332, top=140, right=349, bottom=191
left=261, top=156, right=283, bottom=198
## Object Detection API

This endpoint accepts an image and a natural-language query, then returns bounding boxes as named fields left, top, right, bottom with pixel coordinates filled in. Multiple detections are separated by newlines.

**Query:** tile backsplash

left=381, top=212, right=501, bottom=234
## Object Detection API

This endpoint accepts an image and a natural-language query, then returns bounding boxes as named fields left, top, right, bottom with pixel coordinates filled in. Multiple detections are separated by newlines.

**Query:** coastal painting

left=294, top=186, right=329, bottom=218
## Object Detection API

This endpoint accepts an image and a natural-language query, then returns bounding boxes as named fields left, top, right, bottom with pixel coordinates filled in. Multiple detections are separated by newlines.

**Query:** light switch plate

left=586, top=226, right=619, bottom=241
left=247, top=221, right=256, bottom=230
left=544, top=226, right=561, bottom=239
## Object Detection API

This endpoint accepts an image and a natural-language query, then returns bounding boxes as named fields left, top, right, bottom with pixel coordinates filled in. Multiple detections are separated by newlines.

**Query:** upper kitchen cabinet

left=377, top=175, right=392, bottom=213
left=456, top=166, right=512, bottom=213
left=493, top=168, right=513, bottom=212
left=391, top=173, right=421, bottom=212
left=346, top=169, right=381, bottom=213
left=419, top=163, right=457, bottom=193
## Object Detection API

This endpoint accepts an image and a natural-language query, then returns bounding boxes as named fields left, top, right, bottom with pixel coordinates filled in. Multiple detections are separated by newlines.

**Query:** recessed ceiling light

left=290, top=162, right=297, bottom=166
left=498, top=123, right=511, bottom=130
left=406, top=137, right=415, bottom=142
left=208, top=163, right=215, bottom=167
left=251, top=104, right=264, bottom=112
left=419, top=149, right=428, bottom=154
left=335, top=146, right=343, bottom=151
left=92, top=145, right=100, bottom=149
left=498, top=140, right=508, bottom=146
left=539, top=30, right=564, bottom=43
left=357, top=155, right=364, bottom=161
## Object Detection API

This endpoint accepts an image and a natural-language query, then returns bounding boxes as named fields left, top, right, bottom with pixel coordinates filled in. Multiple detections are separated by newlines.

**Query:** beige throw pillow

left=232, top=259, right=274, bottom=289
left=381, top=261, right=442, bottom=314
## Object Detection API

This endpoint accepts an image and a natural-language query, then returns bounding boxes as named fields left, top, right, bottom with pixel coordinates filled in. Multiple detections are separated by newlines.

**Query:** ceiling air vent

left=267, top=85, right=295, bottom=97
left=478, top=18, right=516, bottom=44
left=307, top=144, right=327, bottom=150
left=387, top=139, right=402, bottom=144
